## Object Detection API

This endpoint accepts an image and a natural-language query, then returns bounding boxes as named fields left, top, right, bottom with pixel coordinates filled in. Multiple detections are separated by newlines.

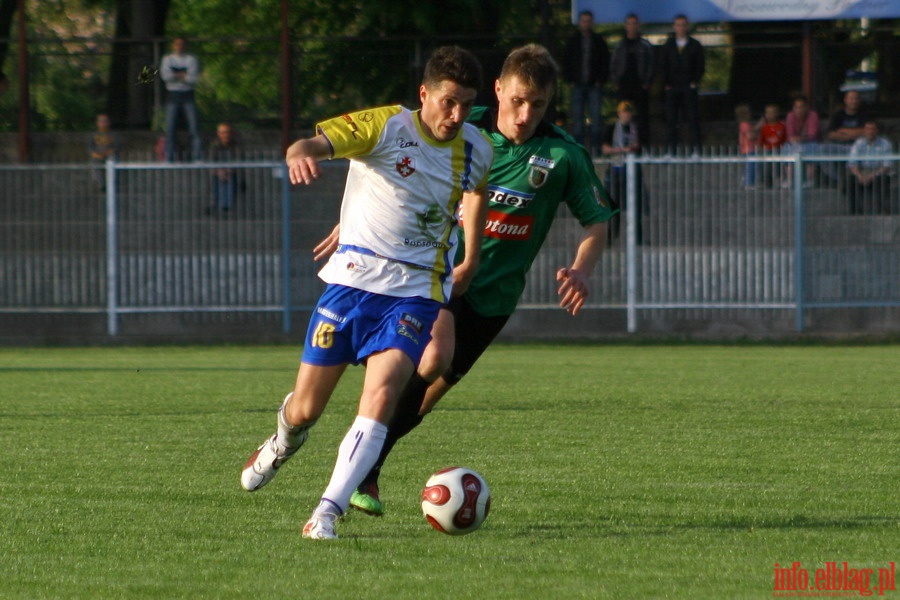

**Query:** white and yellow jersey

left=316, top=105, right=492, bottom=302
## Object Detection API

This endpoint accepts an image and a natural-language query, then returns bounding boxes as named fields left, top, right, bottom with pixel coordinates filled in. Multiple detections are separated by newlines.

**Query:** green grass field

left=1, top=344, right=897, bottom=599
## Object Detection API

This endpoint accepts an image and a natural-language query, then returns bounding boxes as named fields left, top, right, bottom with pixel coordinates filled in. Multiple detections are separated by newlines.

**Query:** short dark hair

left=498, top=44, right=559, bottom=95
left=422, top=46, right=482, bottom=92
left=579, top=10, right=593, bottom=19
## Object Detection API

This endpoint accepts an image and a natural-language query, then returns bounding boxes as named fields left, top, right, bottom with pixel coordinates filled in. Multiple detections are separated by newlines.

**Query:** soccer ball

left=421, top=467, right=491, bottom=535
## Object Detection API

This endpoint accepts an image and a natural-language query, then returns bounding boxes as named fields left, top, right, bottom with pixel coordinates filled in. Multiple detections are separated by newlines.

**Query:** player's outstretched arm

left=451, top=188, right=489, bottom=297
left=556, top=221, right=607, bottom=316
left=286, top=134, right=332, bottom=185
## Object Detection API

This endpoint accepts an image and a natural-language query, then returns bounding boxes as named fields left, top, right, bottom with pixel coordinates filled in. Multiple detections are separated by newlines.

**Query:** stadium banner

left=572, top=0, right=900, bottom=24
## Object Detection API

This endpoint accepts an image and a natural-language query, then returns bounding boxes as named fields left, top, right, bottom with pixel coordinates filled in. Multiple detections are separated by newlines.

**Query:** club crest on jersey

left=528, top=166, right=550, bottom=188
left=527, top=155, right=554, bottom=189
left=396, top=155, right=416, bottom=178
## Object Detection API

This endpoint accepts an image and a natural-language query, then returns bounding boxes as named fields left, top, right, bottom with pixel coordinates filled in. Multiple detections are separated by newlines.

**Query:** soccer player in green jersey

left=327, top=44, right=616, bottom=516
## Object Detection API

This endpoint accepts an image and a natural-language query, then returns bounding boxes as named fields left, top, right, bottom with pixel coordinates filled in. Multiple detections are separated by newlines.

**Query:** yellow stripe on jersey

left=317, top=106, right=403, bottom=159
left=406, top=109, right=474, bottom=300
left=431, top=135, right=467, bottom=300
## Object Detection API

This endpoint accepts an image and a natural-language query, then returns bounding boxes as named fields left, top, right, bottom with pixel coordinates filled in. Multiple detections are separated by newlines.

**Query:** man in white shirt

left=160, top=37, right=203, bottom=161
left=847, top=120, right=894, bottom=214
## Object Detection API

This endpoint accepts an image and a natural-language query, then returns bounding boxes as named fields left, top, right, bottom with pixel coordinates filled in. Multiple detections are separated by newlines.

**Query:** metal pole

left=280, top=163, right=292, bottom=333
left=152, top=39, right=161, bottom=132
left=17, top=0, right=29, bottom=162
left=793, top=154, right=805, bottom=332
left=625, top=153, right=637, bottom=333
left=801, top=22, right=814, bottom=106
left=280, top=0, right=293, bottom=155
left=106, top=159, right=119, bottom=336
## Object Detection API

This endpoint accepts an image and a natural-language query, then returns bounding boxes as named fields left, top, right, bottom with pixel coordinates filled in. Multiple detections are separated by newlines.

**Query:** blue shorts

left=301, top=284, right=441, bottom=367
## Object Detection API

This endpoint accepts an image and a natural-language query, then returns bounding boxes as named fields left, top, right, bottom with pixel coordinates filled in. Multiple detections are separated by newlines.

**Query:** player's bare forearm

left=556, top=221, right=607, bottom=316
left=286, top=135, right=331, bottom=185
left=452, top=189, right=488, bottom=296
left=450, top=260, right=478, bottom=298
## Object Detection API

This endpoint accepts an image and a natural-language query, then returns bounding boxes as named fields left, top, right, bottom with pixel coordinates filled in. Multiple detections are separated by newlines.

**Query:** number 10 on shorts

left=312, top=322, right=335, bottom=348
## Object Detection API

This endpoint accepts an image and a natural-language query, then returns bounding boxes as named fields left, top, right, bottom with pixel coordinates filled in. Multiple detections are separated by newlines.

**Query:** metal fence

left=602, top=151, right=900, bottom=332
left=1, top=153, right=898, bottom=339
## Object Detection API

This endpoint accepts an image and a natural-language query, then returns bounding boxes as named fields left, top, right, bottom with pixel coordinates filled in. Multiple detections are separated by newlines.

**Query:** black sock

left=359, top=372, right=430, bottom=489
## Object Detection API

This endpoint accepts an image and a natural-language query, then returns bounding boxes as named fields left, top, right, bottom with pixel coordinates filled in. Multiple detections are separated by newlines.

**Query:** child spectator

left=758, top=104, right=786, bottom=187
left=87, top=113, right=119, bottom=191
left=758, top=104, right=786, bottom=150
left=735, top=103, right=756, bottom=188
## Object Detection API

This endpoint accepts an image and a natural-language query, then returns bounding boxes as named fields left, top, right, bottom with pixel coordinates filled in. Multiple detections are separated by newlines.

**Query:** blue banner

left=573, top=0, right=900, bottom=24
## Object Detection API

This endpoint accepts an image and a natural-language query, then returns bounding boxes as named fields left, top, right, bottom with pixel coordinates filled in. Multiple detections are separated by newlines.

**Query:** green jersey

left=458, top=107, right=615, bottom=317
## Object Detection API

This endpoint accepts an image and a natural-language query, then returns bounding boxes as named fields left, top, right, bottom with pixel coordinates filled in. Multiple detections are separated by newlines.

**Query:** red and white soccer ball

left=421, top=467, right=491, bottom=535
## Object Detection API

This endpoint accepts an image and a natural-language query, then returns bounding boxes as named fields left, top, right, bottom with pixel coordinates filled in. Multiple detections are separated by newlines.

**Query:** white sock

left=320, top=416, right=388, bottom=514
left=310, top=499, right=341, bottom=522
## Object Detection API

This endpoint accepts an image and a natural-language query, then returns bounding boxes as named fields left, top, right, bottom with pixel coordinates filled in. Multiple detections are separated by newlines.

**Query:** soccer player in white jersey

left=239, top=46, right=494, bottom=540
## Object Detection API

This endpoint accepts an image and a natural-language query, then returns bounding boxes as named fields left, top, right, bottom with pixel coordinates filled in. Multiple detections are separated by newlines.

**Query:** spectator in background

left=602, top=101, right=642, bottom=243
left=735, top=103, right=757, bottom=189
left=87, top=113, right=119, bottom=191
left=562, top=10, right=610, bottom=157
left=783, top=95, right=821, bottom=187
left=758, top=103, right=786, bottom=187
left=846, top=120, right=893, bottom=215
left=659, top=14, right=705, bottom=155
left=206, top=122, right=242, bottom=217
left=827, top=90, right=868, bottom=145
left=610, top=13, right=655, bottom=145
left=821, top=90, right=869, bottom=185
left=161, top=37, right=202, bottom=162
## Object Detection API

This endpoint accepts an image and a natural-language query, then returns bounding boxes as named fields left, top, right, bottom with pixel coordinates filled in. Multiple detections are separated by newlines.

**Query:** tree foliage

left=0, top=0, right=622, bottom=132
left=164, top=0, right=547, bottom=127
left=3, top=0, right=897, bottom=134
left=0, top=0, right=116, bottom=131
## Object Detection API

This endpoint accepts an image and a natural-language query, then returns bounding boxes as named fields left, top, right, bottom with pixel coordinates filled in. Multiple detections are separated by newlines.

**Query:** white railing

left=532, top=150, right=900, bottom=332
left=1, top=152, right=898, bottom=336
